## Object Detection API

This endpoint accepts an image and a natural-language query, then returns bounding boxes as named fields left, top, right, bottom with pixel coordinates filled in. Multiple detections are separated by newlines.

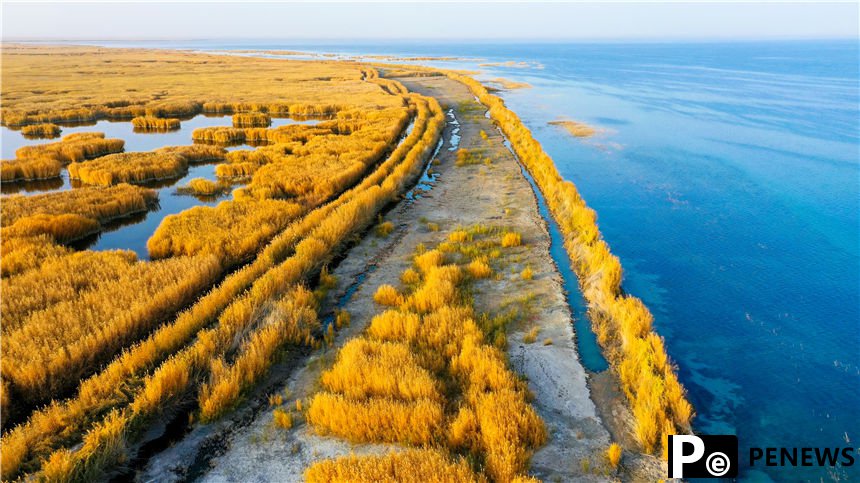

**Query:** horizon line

left=4, top=36, right=859, bottom=43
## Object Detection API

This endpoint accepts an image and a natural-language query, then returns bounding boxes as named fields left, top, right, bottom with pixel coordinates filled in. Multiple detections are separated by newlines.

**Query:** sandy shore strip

left=139, top=72, right=664, bottom=483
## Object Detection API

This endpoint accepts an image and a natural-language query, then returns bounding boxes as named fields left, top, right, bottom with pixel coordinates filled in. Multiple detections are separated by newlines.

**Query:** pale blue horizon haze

left=2, top=2, right=859, bottom=41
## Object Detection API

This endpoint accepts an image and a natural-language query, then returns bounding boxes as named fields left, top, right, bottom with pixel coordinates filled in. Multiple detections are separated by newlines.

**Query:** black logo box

left=668, top=435, right=739, bottom=478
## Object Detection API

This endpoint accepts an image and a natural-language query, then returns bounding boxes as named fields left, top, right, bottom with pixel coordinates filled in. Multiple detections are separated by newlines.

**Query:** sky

left=2, top=2, right=858, bottom=41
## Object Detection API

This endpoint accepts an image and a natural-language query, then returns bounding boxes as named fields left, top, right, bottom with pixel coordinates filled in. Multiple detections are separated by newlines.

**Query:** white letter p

left=670, top=435, right=705, bottom=478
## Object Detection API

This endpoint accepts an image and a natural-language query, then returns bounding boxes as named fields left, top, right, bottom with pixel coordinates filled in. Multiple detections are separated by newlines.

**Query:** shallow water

left=1, top=115, right=316, bottom=160
left=405, top=109, right=450, bottom=202
left=503, top=136, right=610, bottom=372
left=2, top=114, right=319, bottom=258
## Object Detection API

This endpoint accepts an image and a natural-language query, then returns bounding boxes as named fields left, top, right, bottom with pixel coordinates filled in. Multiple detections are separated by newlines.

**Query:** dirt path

left=140, top=74, right=662, bottom=482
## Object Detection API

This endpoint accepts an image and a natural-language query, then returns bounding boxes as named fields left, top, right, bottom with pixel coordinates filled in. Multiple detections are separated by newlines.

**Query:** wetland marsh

left=3, top=38, right=855, bottom=483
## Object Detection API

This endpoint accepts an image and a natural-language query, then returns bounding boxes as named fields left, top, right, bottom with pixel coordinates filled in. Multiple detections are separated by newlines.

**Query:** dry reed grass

left=305, top=449, right=484, bottom=483
left=2, top=254, right=220, bottom=406
left=177, top=178, right=229, bottom=197
left=198, top=286, right=320, bottom=421
left=147, top=199, right=305, bottom=265
left=1, top=184, right=157, bottom=245
left=2, top=72, right=445, bottom=481
left=306, top=229, right=546, bottom=481
left=154, top=107, right=411, bottom=263
left=14, top=132, right=125, bottom=165
left=2, top=132, right=124, bottom=182
left=156, top=144, right=226, bottom=163
left=0, top=235, right=71, bottom=278
left=2, top=183, right=156, bottom=230
left=607, top=442, right=622, bottom=469
left=131, top=116, right=180, bottom=131
left=449, top=71, right=693, bottom=455
left=68, top=151, right=187, bottom=185
left=2, top=45, right=402, bottom=127
left=232, top=112, right=271, bottom=127
left=0, top=158, right=63, bottom=183
left=20, top=123, right=61, bottom=138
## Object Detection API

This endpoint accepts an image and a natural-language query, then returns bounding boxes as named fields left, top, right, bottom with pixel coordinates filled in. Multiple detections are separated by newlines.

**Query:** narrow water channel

left=500, top=137, right=609, bottom=372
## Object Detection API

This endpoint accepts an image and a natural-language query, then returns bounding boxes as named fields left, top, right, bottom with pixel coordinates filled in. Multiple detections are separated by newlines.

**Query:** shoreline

left=449, top=67, right=694, bottom=454
left=142, top=70, right=664, bottom=482
left=501, top=125, right=667, bottom=479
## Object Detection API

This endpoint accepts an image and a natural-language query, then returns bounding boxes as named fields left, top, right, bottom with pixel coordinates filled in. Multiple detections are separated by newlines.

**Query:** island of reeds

left=131, top=116, right=181, bottom=131
left=20, top=123, right=61, bottom=138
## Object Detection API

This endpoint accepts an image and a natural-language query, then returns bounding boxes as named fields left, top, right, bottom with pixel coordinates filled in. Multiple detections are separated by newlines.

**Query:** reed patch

left=306, top=449, right=483, bottom=483
left=306, top=228, right=546, bottom=482
left=131, top=116, right=180, bottom=131
left=148, top=199, right=305, bottom=265
left=151, top=107, right=412, bottom=265
left=1, top=253, right=221, bottom=408
left=14, top=132, right=125, bottom=165
left=20, top=123, right=61, bottom=138
left=232, top=112, right=271, bottom=128
left=1, top=184, right=157, bottom=242
left=176, top=178, right=231, bottom=197
left=548, top=119, right=597, bottom=138
left=2, top=132, right=124, bottom=182
left=68, top=151, right=187, bottom=185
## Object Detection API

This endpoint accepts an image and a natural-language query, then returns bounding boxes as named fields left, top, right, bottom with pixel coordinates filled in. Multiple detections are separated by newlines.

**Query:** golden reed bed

left=0, top=45, right=445, bottom=482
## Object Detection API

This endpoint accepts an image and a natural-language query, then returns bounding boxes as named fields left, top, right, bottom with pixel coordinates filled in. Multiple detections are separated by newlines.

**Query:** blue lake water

left=478, top=42, right=859, bottom=482
left=10, top=40, right=860, bottom=480
left=2, top=115, right=319, bottom=258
